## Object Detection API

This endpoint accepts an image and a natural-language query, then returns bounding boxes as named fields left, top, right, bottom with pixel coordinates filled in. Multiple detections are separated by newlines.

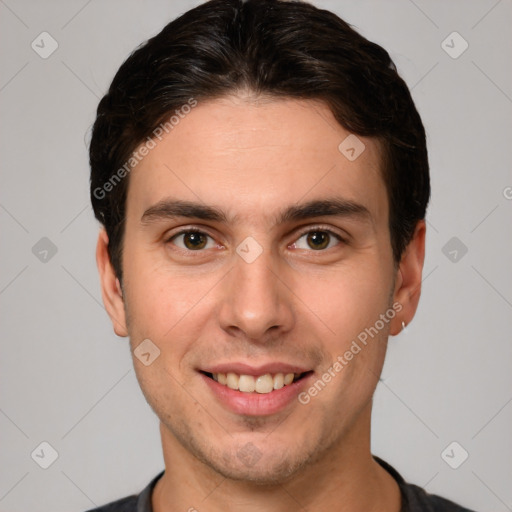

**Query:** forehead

left=125, top=95, right=388, bottom=227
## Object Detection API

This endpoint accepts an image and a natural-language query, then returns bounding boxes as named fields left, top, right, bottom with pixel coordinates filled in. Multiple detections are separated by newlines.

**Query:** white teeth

left=226, top=372, right=239, bottom=390
left=273, top=373, right=284, bottom=390
left=284, top=373, right=294, bottom=385
left=239, top=375, right=256, bottom=392
left=211, top=371, right=302, bottom=393
left=255, top=374, right=274, bottom=394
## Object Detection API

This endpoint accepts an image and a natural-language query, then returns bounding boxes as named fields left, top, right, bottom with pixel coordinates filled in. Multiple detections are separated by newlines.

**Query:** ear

left=96, top=228, right=128, bottom=337
left=389, top=221, right=426, bottom=336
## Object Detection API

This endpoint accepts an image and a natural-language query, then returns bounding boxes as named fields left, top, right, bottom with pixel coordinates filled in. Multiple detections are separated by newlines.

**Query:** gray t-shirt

left=85, top=457, right=477, bottom=512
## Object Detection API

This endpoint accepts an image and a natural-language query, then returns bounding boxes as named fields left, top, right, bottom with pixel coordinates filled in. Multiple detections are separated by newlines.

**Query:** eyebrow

left=140, top=198, right=372, bottom=226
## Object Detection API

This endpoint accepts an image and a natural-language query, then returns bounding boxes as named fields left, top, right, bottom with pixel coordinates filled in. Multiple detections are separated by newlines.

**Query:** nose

left=217, top=245, right=295, bottom=343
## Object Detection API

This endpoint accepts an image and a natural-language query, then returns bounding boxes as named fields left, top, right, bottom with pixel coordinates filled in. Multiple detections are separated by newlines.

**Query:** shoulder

left=374, top=457, right=477, bottom=512
left=84, top=494, right=138, bottom=512
left=83, top=470, right=164, bottom=512
left=401, top=481, right=477, bottom=512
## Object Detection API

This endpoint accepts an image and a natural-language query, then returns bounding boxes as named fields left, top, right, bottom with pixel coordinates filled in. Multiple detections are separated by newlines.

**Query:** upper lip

left=200, top=362, right=312, bottom=376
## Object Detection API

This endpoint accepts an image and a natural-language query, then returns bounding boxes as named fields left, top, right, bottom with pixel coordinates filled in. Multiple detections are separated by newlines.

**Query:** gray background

left=1, top=0, right=511, bottom=510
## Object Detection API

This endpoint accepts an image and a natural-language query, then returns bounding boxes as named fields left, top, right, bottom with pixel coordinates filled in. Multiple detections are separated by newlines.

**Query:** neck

left=152, top=404, right=401, bottom=512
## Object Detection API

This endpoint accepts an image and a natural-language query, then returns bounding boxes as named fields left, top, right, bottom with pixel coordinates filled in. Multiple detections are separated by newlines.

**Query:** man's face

left=105, top=95, right=405, bottom=482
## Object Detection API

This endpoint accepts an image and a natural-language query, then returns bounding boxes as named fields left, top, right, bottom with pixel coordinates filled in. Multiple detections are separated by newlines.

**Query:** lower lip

left=201, top=373, right=313, bottom=416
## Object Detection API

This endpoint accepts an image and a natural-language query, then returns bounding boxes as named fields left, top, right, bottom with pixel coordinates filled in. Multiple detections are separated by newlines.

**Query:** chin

left=173, top=419, right=319, bottom=485
left=211, top=448, right=311, bottom=485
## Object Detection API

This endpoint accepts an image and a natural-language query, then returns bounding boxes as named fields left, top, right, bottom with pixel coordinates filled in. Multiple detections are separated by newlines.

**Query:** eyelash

left=165, top=226, right=347, bottom=254
left=292, top=228, right=346, bottom=251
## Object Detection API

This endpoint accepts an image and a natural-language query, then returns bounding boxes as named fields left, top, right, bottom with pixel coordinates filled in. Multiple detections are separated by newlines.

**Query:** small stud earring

left=401, top=321, right=407, bottom=332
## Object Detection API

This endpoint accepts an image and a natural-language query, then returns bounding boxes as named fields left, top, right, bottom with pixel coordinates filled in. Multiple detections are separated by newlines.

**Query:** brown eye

left=170, top=230, right=215, bottom=251
left=306, top=231, right=330, bottom=250
left=292, top=229, right=342, bottom=251
left=183, top=232, right=207, bottom=250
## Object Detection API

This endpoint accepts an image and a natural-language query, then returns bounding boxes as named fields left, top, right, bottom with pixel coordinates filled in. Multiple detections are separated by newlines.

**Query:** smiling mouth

left=201, top=371, right=311, bottom=394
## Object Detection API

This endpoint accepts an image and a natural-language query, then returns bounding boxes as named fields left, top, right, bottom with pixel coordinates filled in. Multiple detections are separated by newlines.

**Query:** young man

left=88, top=0, right=475, bottom=510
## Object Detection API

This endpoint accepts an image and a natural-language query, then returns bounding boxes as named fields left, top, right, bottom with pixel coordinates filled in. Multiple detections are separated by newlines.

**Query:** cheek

left=305, top=266, right=392, bottom=415
left=122, top=251, right=217, bottom=350
left=301, top=261, right=393, bottom=341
